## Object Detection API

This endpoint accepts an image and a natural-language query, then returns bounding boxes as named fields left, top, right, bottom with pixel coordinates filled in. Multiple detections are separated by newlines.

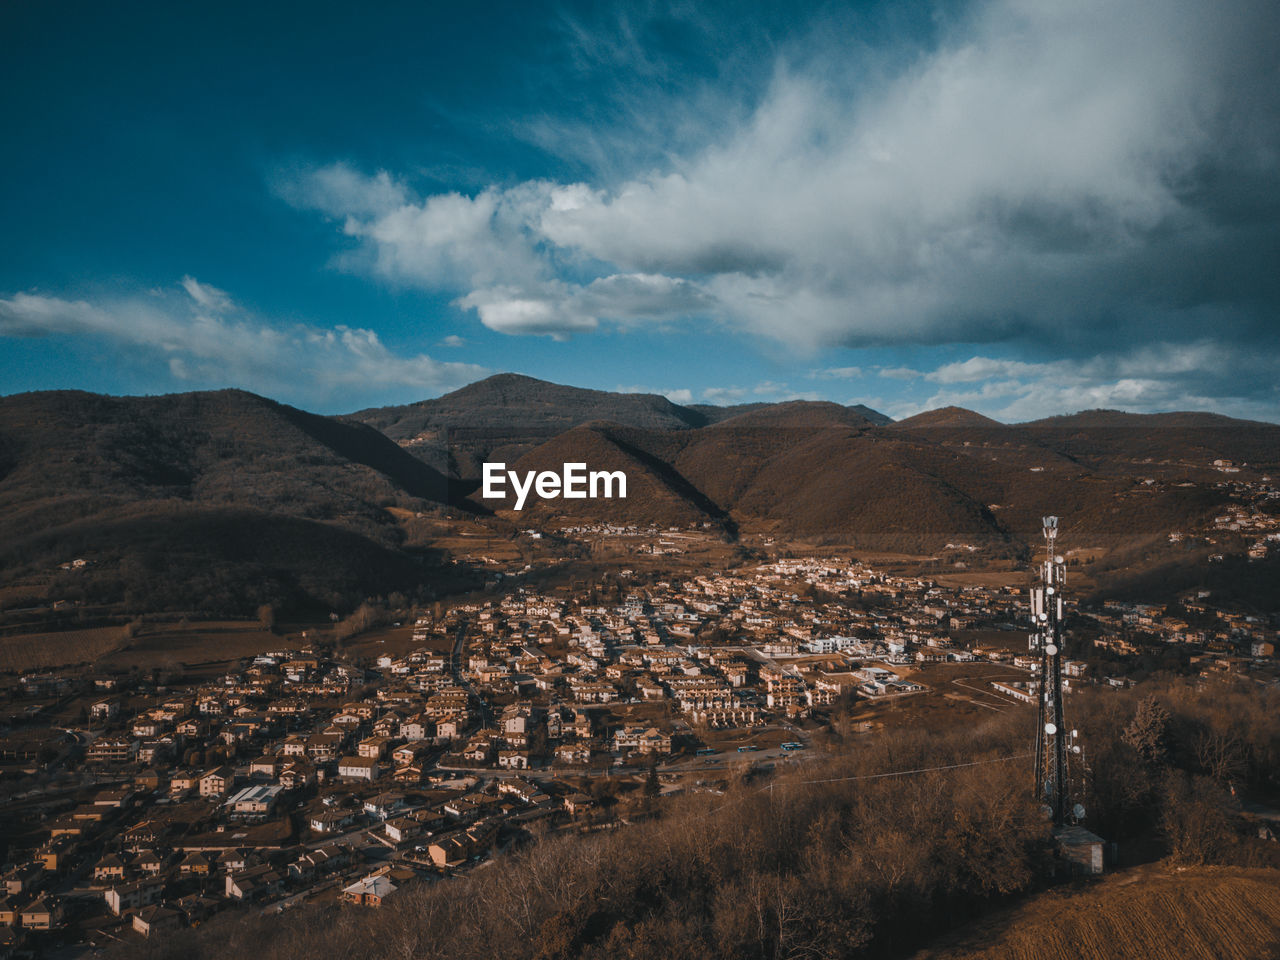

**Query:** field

left=847, top=661, right=1035, bottom=732
left=915, top=865, right=1280, bottom=960
left=0, top=626, right=124, bottom=672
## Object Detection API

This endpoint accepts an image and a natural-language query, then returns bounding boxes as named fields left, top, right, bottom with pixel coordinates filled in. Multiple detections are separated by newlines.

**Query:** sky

left=1, top=0, right=1278, bottom=422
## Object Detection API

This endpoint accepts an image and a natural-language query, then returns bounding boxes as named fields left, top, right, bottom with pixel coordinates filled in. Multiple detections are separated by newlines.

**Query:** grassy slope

left=915, top=865, right=1280, bottom=960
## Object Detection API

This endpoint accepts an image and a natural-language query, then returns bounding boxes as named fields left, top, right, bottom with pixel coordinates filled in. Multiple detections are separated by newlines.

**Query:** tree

left=1160, top=771, right=1237, bottom=865
left=1123, top=695, right=1172, bottom=767
left=644, top=761, right=660, bottom=799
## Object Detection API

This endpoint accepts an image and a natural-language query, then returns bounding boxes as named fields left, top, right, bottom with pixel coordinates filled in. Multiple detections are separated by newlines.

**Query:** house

left=363, top=792, right=406, bottom=820
left=309, top=809, right=356, bottom=835
left=556, top=743, right=592, bottom=765
left=93, top=853, right=128, bottom=882
left=435, top=717, right=462, bottom=742
left=278, top=762, right=316, bottom=789
left=19, top=897, right=61, bottom=930
left=612, top=726, right=672, bottom=755
left=135, top=850, right=167, bottom=876
left=392, top=743, right=428, bottom=764
left=3, top=865, right=43, bottom=896
left=169, top=770, right=200, bottom=797
left=179, top=852, right=212, bottom=876
left=394, top=763, right=426, bottom=784
left=217, top=850, right=251, bottom=874
left=104, top=879, right=163, bottom=916
left=226, top=865, right=282, bottom=901
left=338, top=756, right=380, bottom=781
left=341, top=873, right=398, bottom=907
left=427, top=822, right=498, bottom=867
left=198, top=766, right=235, bottom=797
left=292, top=844, right=351, bottom=879
left=399, top=716, right=432, bottom=741
left=497, top=750, right=529, bottom=770
left=249, top=756, right=282, bottom=778
left=306, top=732, right=345, bottom=761
left=86, top=736, right=139, bottom=764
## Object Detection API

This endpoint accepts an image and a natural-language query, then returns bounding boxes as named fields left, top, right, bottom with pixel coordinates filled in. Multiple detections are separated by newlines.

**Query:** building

left=1055, top=825, right=1105, bottom=875
left=338, top=756, right=380, bottom=781
left=198, top=766, right=235, bottom=797
left=225, top=784, right=283, bottom=818
left=342, top=873, right=398, bottom=907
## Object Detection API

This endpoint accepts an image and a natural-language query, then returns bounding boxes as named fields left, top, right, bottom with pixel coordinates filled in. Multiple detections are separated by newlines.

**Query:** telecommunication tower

left=1029, top=516, right=1083, bottom=824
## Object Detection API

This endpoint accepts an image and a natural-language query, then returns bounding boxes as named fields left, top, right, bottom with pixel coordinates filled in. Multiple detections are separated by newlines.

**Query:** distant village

left=2, top=507, right=1279, bottom=953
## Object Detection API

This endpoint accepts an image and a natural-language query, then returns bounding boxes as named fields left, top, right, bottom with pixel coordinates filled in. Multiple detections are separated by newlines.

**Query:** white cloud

left=278, top=162, right=408, bottom=219
left=753, top=380, right=789, bottom=396
left=456, top=273, right=710, bottom=338
left=438, top=334, right=466, bottom=347
left=749, top=381, right=822, bottom=402
left=0, top=285, right=487, bottom=407
left=287, top=0, right=1278, bottom=353
left=663, top=388, right=694, bottom=404
left=702, top=386, right=748, bottom=403
left=809, top=366, right=863, bottom=380
left=878, top=367, right=923, bottom=380
left=180, top=276, right=235, bottom=313
left=888, top=341, right=1279, bottom=422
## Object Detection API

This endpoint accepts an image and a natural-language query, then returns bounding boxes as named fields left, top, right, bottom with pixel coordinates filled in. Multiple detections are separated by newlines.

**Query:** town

left=1, top=532, right=1278, bottom=954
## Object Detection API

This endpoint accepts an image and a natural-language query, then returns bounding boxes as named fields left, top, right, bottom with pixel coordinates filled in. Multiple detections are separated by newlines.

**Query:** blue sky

left=2, top=0, right=1278, bottom=421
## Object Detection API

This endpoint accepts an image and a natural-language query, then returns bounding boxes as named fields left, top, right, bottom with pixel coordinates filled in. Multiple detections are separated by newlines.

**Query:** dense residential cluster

left=0, top=551, right=1277, bottom=953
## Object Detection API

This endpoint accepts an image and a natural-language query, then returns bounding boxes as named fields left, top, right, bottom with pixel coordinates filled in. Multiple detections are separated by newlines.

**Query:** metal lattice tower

left=1029, top=516, right=1081, bottom=825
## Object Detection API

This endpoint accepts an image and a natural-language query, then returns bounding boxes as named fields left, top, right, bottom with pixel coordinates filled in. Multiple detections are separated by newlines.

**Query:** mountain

left=464, top=386, right=1278, bottom=551
left=893, top=406, right=1006, bottom=429
left=688, top=401, right=893, bottom=426
left=346, top=374, right=709, bottom=477
left=1017, top=409, right=1280, bottom=465
left=0, top=389, right=468, bottom=617
left=347, top=374, right=894, bottom=478
left=4, top=379, right=1277, bottom=615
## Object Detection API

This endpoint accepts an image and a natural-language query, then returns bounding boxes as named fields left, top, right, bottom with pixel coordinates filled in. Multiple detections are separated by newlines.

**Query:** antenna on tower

left=1029, top=515, right=1081, bottom=825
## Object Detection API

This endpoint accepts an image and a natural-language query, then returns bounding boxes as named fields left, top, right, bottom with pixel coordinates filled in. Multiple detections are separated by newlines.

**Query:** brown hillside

left=894, top=406, right=1006, bottom=429
left=0, top=389, right=463, bottom=615
left=468, top=423, right=730, bottom=531
left=707, top=400, right=877, bottom=430
left=914, top=866, right=1280, bottom=960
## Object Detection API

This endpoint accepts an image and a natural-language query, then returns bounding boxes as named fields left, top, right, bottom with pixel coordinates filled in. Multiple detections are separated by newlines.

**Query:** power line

left=777, top=751, right=1035, bottom=788
left=685, top=751, right=1035, bottom=822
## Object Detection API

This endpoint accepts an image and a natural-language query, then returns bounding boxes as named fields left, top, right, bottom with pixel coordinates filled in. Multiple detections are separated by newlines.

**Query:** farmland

left=0, top=626, right=123, bottom=672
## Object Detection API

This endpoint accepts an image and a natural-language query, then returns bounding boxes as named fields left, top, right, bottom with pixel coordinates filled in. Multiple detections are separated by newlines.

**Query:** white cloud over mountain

left=290, top=0, right=1279, bottom=360
left=0, top=280, right=486, bottom=407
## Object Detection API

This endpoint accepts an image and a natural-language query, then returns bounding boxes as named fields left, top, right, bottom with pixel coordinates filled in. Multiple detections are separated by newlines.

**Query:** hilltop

left=893, top=405, right=1006, bottom=429
left=0, top=389, right=467, bottom=616
left=345, top=374, right=894, bottom=476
